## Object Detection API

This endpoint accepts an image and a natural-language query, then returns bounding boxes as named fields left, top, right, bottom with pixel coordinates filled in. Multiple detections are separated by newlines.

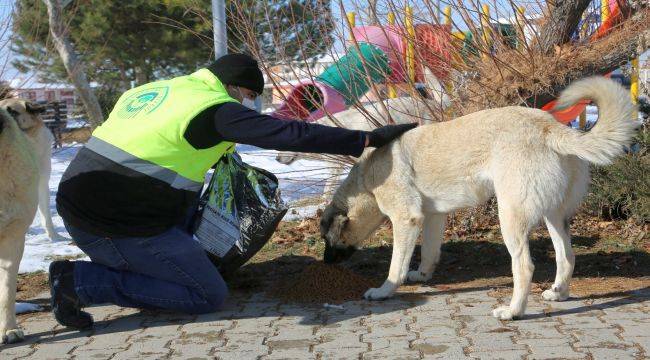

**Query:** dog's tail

left=546, top=77, right=638, bottom=166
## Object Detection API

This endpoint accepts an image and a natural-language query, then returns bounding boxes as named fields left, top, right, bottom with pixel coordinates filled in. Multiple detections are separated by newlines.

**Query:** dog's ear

left=25, top=102, right=46, bottom=114
left=320, top=206, right=336, bottom=235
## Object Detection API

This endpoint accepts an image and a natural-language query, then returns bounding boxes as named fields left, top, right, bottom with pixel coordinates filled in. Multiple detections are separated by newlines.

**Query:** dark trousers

left=65, top=223, right=227, bottom=314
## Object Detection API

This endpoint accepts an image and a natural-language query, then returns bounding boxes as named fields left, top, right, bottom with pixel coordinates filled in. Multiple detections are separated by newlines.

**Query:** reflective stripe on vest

left=85, top=137, right=205, bottom=192
left=90, top=69, right=238, bottom=188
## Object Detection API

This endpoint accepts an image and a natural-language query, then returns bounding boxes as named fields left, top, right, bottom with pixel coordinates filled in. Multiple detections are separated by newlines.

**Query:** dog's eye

left=7, top=107, right=19, bottom=118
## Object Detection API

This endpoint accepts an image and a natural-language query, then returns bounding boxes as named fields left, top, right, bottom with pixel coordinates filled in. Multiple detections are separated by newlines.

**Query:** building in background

left=8, top=78, right=77, bottom=117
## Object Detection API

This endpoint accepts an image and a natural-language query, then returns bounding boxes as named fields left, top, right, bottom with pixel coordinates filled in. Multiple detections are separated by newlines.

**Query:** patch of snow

left=237, top=145, right=334, bottom=203
left=22, top=145, right=89, bottom=274
left=15, top=303, right=43, bottom=314
left=65, top=118, right=90, bottom=129
left=283, top=205, right=322, bottom=221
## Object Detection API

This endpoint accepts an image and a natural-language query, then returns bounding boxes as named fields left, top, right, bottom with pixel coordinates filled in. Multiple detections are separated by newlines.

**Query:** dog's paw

left=363, top=287, right=393, bottom=301
left=2, top=328, right=25, bottom=344
left=542, top=288, right=569, bottom=302
left=492, top=306, right=519, bottom=320
left=406, top=270, right=432, bottom=283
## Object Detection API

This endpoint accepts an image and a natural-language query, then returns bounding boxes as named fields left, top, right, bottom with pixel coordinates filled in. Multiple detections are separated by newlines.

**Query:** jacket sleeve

left=213, top=102, right=367, bottom=157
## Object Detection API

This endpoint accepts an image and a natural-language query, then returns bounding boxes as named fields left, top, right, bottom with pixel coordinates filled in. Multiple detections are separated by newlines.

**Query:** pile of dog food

left=273, top=262, right=378, bottom=304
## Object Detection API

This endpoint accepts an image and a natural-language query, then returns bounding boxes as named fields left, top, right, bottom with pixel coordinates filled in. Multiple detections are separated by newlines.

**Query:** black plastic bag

left=193, top=152, right=288, bottom=278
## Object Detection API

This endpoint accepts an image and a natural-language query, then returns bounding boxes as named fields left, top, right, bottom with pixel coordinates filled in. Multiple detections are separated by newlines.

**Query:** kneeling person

left=52, top=53, right=415, bottom=329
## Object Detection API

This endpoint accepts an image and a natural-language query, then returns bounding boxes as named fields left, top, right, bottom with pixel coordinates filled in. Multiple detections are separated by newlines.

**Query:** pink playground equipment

left=271, top=8, right=453, bottom=122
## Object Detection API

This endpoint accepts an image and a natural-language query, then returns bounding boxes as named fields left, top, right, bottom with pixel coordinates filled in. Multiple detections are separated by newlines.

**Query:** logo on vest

left=117, top=86, right=169, bottom=118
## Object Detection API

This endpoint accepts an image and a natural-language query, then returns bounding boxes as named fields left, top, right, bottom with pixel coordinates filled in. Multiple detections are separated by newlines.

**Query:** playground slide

left=272, top=27, right=399, bottom=121
left=272, top=25, right=452, bottom=122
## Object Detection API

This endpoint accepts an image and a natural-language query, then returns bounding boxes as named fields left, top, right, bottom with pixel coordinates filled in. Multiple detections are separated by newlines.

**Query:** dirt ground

left=60, top=127, right=91, bottom=144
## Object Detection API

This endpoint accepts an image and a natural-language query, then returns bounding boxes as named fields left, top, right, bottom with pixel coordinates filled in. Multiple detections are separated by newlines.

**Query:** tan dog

left=0, top=98, right=69, bottom=242
left=321, top=77, right=637, bottom=320
left=0, top=107, right=39, bottom=343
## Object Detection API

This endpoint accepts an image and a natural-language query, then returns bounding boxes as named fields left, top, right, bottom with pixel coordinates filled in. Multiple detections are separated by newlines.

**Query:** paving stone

left=558, top=313, right=607, bottom=328
left=111, top=336, right=171, bottom=359
left=215, top=336, right=269, bottom=358
left=468, top=334, right=527, bottom=352
left=413, top=315, right=459, bottom=328
left=366, top=337, right=411, bottom=352
left=631, top=336, right=650, bottom=355
left=227, top=317, right=276, bottom=335
left=452, top=293, right=494, bottom=304
left=319, top=348, right=365, bottom=359
left=316, top=332, right=365, bottom=349
left=526, top=345, right=586, bottom=359
left=362, top=348, right=420, bottom=359
left=582, top=346, right=641, bottom=359
left=571, top=327, right=633, bottom=348
left=362, top=325, right=415, bottom=341
left=412, top=339, right=468, bottom=359
left=512, top=321, right=564, bottom=339
left=469, top=349, right=528, bottom=359
left=261, top=348, right=315, bottom=359
left=515, top=337, right=572, bottom=347
left=619, top=323, right=650, bottom=337
left=410, top=323, right=458, bottom=339
left=0, top=345, right=37, bottom=359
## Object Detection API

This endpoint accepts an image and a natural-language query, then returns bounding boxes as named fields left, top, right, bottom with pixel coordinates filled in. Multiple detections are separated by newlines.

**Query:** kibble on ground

left=272, top=262, right=378, bottom=304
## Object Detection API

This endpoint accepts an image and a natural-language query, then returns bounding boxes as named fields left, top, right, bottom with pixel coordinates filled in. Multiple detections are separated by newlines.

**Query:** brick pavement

left=2, top=286, right=649, bottom=359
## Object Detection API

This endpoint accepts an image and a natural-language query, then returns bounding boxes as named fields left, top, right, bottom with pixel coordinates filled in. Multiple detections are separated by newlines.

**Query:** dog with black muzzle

left=0, top=107, right=39, bottom=343
left=320, top=77, right=638, bottom=320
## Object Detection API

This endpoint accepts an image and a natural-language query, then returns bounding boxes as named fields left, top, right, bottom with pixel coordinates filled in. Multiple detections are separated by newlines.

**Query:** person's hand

left=365, top=123, right=418, bottom=148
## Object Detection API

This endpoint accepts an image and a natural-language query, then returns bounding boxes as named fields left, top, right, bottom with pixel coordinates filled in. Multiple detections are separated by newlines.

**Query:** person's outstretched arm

left=213, top=102, right=415, bottom=156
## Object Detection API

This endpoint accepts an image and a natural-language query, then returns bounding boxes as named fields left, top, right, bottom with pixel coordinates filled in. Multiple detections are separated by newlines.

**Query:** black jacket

left=56, top=102, right=366, bottom=238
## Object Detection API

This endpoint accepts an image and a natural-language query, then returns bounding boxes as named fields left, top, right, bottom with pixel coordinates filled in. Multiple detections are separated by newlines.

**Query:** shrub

left=585, top=123, right=649, bottom=223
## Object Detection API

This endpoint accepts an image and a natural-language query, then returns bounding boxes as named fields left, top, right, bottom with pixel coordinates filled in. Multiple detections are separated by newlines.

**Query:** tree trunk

left=135, top=65, right=149, bottom=86
left=537, top=0, right=593, bottom=53
left=43, top=0, right=104, bottom=128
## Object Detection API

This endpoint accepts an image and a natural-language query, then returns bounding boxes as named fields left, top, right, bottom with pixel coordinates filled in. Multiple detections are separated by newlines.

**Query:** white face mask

left=241, top=97, right=259, bottom=112
left=232, top=87, right=260, bottom=112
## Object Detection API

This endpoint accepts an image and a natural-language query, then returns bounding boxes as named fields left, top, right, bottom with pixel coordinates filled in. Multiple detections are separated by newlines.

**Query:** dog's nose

left=323, top=242, right=338, bottom=264
left=323, top=243, right=356, bottom=264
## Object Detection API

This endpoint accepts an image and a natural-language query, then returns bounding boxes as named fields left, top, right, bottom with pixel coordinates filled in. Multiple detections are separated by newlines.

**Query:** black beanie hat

left=207, top=53, right=264, bottom=95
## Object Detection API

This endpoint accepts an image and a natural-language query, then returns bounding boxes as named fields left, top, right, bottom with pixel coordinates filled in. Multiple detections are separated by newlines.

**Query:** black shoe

left=49, top=260, right=93, bottom=329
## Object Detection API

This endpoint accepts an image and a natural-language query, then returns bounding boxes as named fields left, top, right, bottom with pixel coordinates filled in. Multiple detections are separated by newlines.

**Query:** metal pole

left=212, top=0, right=227, bottom=59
